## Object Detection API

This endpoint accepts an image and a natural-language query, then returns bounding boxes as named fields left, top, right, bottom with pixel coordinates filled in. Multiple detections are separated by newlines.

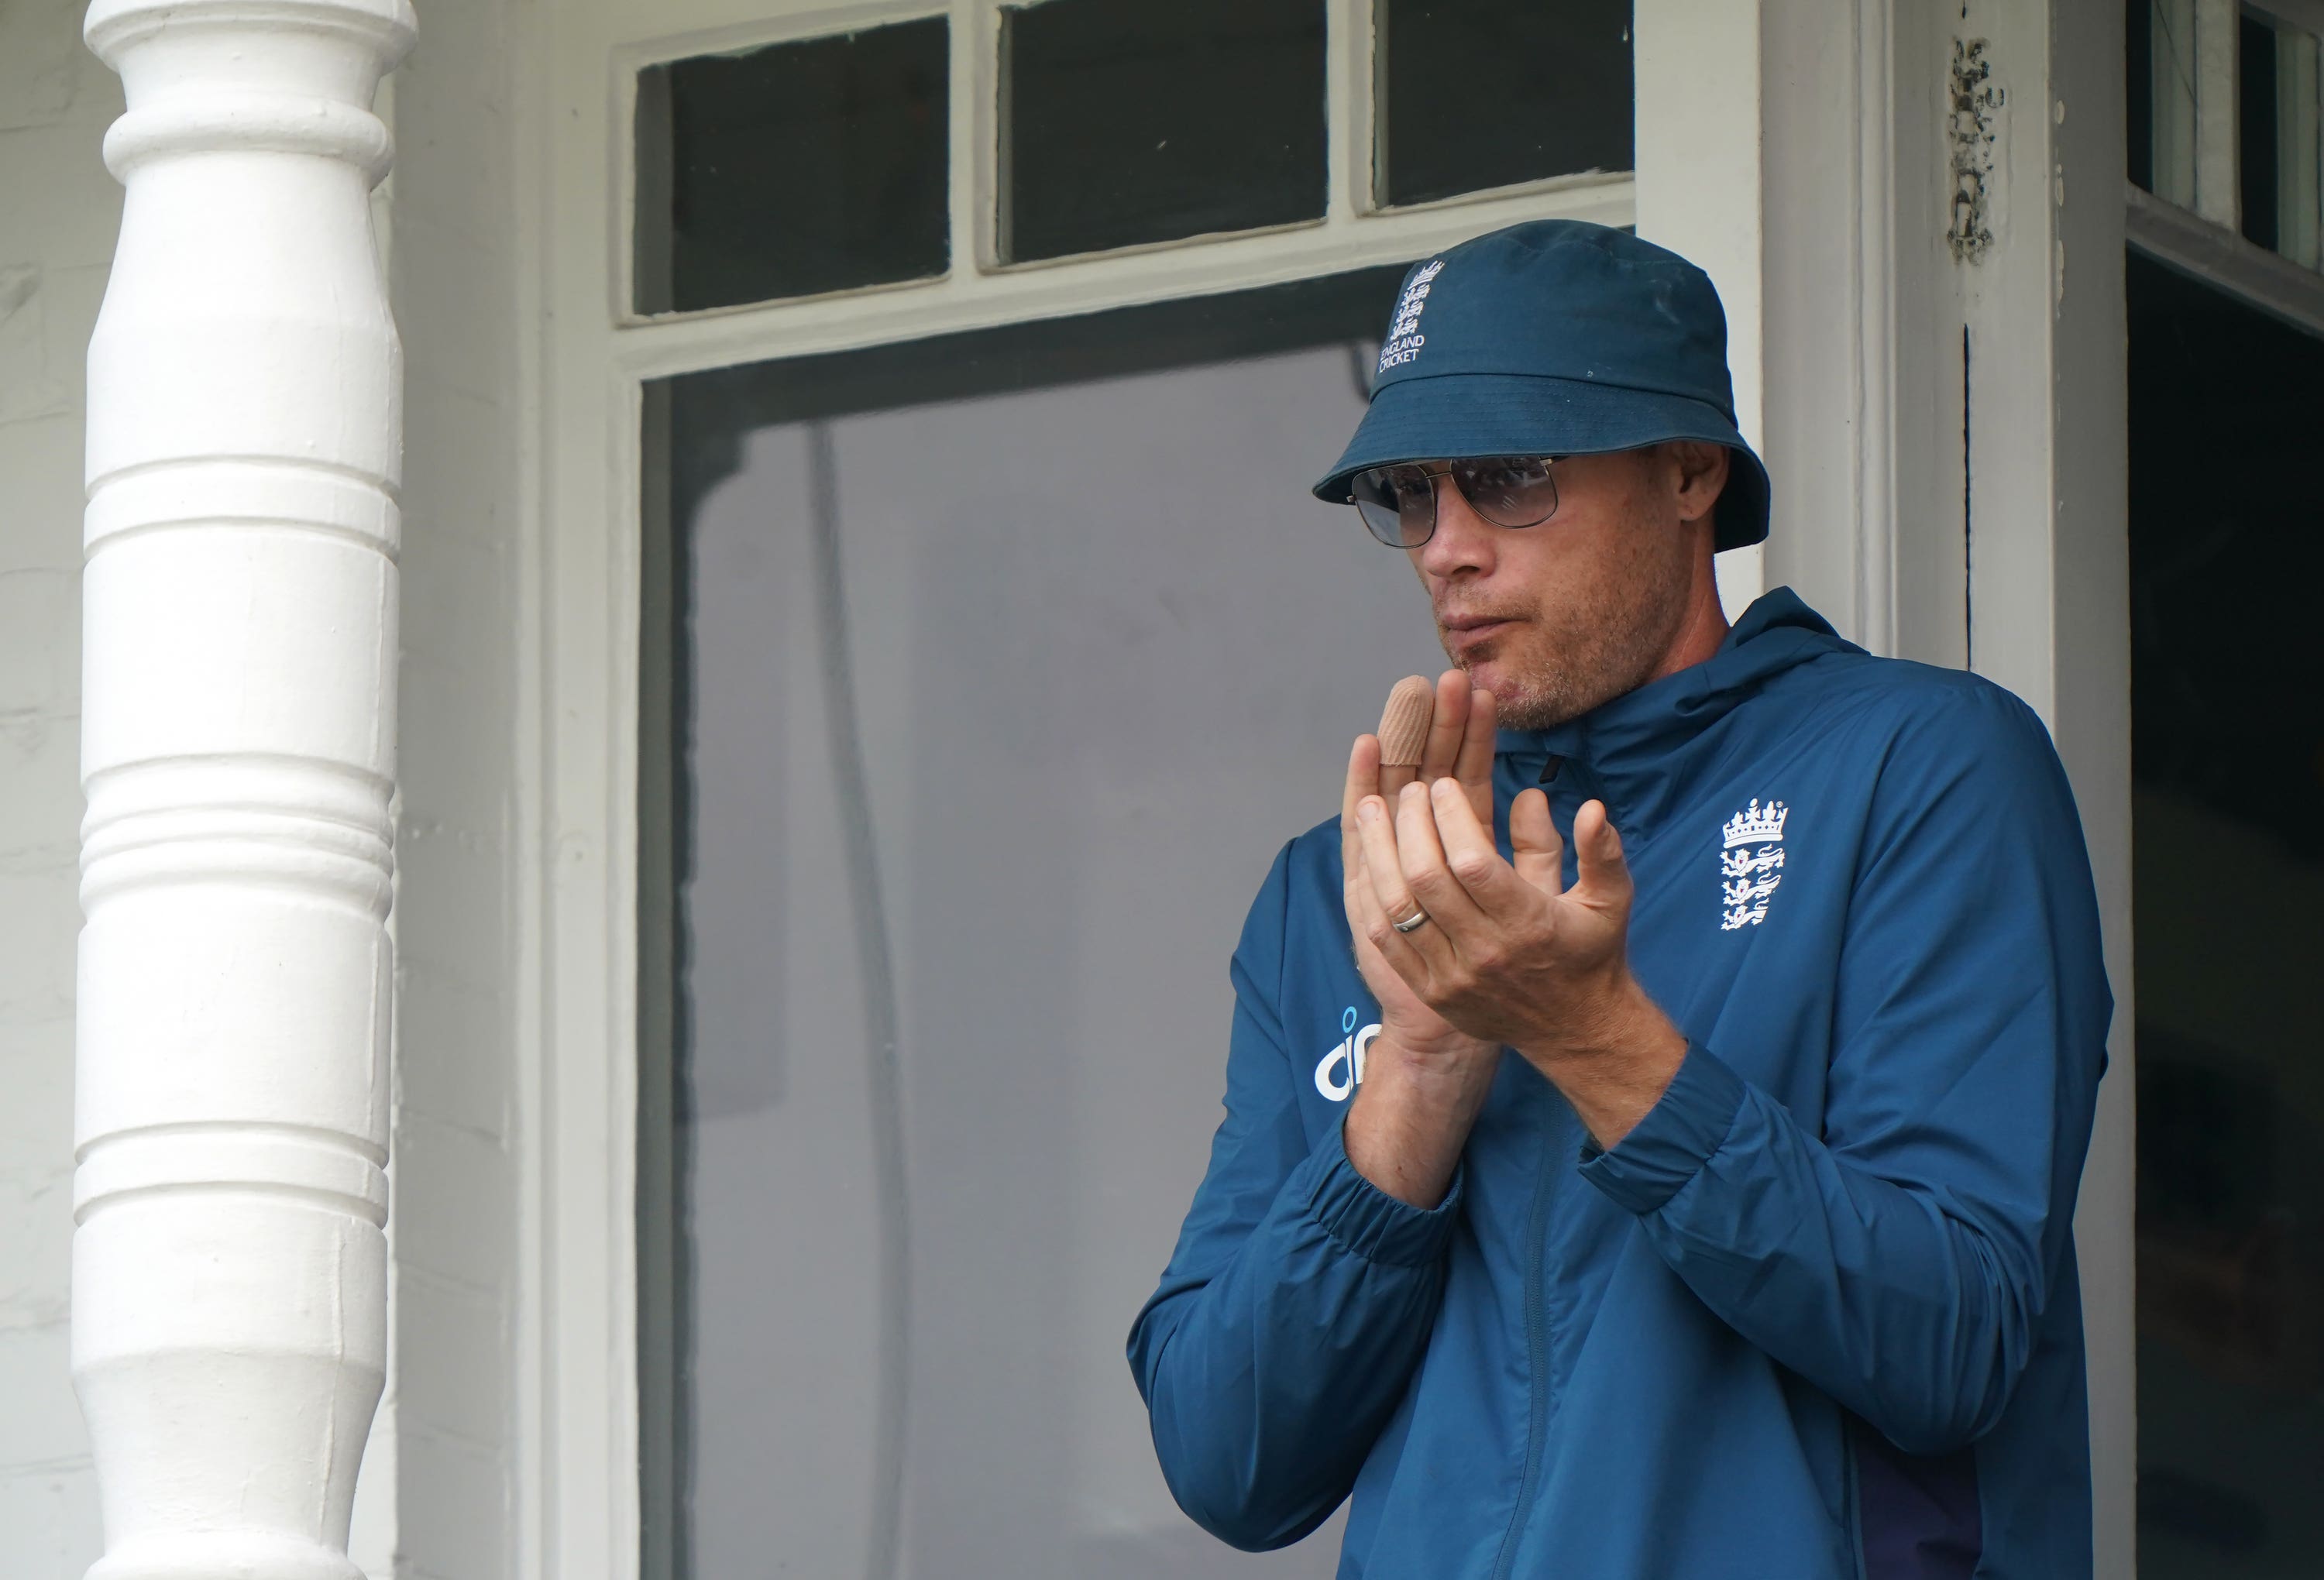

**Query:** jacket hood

left=1493, top=586, right=1860, bottom=830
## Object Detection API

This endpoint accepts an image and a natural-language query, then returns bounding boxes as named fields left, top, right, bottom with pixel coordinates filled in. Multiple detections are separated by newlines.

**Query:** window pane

left=2241, top=14, right=2278, bottom=251
left=2147, top=0, right=2199, bottom=209
left=1377, top=0, right=1633, bottom=208
left=2127, top=0, right=2154, bottom=191
left=1000, top=0, right=1327, bottom=262
left=638, top=270, right=1435, bottom=1577
left=2128, top=250, right=2324, bottom=1580
left=634, top=19, right=948, bottom=314
left=2230, top=14, right=2324, bottom=269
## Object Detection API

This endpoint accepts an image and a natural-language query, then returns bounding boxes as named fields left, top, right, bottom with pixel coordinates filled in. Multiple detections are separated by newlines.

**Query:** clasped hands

left=1340, top=672, right=1685, bottom=1143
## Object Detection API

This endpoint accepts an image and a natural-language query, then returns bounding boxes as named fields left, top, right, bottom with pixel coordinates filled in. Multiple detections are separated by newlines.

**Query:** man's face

left=1405, top=445, right=1718, bottom=730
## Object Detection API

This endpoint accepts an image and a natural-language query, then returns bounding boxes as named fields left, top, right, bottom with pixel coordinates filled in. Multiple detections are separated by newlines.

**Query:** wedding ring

left=1391, top=908, right=1430, bottom=933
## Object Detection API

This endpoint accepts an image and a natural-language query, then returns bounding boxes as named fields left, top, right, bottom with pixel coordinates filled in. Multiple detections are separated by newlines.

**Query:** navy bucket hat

left=1314, top=220, right=1772, bottom=551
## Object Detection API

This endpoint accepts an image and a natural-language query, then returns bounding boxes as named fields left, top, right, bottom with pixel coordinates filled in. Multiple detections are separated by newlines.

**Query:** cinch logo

left=1315, top=1005, right=1384, bottom=1102
left=1719, top=798, right=1789, bottom=931
left=1376, top=259, right=1445, bottom=375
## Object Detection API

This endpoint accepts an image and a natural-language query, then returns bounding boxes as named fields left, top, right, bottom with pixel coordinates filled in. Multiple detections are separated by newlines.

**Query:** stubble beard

left=1447, top=524, right=1699, bottom=730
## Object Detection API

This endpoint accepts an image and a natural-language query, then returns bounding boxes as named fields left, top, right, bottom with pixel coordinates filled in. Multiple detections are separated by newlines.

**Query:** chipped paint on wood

left=1949, top=38, right=2004, bottom=263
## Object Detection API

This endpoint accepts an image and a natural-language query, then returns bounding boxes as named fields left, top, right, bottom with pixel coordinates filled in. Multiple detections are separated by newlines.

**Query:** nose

left=1411, top=472, right=1498, bottom=582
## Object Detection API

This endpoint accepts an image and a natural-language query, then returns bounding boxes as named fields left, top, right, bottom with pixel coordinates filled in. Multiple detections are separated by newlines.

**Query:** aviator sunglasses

left=1345, top=455, right=1565, bottom=548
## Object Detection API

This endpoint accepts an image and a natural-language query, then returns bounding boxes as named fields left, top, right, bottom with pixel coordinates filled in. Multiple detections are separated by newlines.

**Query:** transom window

left=630, top=0, right=1635, bottom=315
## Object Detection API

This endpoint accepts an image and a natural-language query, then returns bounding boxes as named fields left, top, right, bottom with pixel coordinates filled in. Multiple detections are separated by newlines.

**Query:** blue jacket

left=1128, top=590, right=2110, bottom=1579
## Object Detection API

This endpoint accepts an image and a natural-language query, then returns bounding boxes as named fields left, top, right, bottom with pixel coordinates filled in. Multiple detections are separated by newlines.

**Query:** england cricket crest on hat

left=1719, top=798, right=1788, bottom=931
left=1377, top=259, right=1444, bottom=375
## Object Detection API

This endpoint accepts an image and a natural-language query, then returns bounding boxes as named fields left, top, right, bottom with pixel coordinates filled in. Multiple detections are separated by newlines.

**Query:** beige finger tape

left=1377, top=676, right=1434, bottom=767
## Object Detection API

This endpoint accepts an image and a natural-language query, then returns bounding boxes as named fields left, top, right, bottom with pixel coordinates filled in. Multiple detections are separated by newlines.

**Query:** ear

left=1668, top=441, right=1731, bottom=525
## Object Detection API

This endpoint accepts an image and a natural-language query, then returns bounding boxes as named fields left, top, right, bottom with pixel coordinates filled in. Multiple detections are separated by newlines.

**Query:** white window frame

left=605, top=4, right=1638, bottom=378
left=511, top=4, right=2138, bottom=1576
left=527, top=3, right=1642, bottom=1575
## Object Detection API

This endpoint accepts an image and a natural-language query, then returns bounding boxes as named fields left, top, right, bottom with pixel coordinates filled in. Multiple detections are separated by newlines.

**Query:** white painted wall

left=375, top=0, right=534, bottom=1573
left=1635, top=0, right=1768, bottom=620
left=0, top=4, right=119, bottom=1572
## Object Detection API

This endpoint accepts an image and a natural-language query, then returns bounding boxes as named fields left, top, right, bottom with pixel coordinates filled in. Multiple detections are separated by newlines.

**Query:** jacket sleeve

left=1126, top=840, right=1465, bottom=1551
left=1577, top=687, right=2113, bottom=1455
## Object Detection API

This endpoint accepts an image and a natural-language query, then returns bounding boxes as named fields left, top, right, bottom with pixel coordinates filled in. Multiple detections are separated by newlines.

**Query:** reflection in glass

left=999, top=0, right=1328, bottom=261
left=1375, top=0, right=1633, bottom=208
left=2133, top=0, right=2199, bottom=205
left=638, top=271, right=1459, bottom=1578
left=634, top=19, right=949, bottom=314
left=2235, top=12, right=2324, bottom=266
left=2277, top=26, right=2324, bottom=269
left=2128, top=252, right=2324, bottom=1578
left=2130, top=0, right=2324, bottom=268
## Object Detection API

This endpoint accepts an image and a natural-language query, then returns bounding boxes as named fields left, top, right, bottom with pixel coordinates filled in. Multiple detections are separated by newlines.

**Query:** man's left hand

left=1352, top=778, right=1689, bottom=1144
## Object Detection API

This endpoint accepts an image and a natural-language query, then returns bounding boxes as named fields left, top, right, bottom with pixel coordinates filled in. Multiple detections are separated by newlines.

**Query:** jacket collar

left=1493, top=587, right=1857, bottom=829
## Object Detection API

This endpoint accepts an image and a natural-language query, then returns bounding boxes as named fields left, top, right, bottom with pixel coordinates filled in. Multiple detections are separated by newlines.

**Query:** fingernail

left=1359, top=801, right=1380, bottom=823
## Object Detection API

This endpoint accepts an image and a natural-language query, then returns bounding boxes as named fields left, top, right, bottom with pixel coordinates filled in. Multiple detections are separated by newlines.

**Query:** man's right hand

left=1339, top=672, right=1505, bottom=1206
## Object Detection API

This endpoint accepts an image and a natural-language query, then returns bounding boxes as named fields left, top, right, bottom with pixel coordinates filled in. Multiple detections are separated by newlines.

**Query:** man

left=1126, top=220, right=2109, bottom=1578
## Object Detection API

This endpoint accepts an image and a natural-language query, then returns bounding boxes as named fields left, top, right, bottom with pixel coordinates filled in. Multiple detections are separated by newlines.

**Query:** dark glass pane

left=1378, top=0, right=1633, bottom=208
left=2241, top=15, right=2279, bottom=250
left=1000, top=0, right=1327, bottom=261
left=2126, top=0, right=2154, bottom=191
left=638, top=267, right=1425, bottom=1575
left=2127, top=249, right=2324, bottom=1579
left=634, top=19, right=948, bottom=314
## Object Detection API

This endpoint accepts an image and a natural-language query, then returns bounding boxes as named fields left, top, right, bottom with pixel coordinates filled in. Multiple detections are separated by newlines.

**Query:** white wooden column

left=73, top=2, right=414, bottom=1577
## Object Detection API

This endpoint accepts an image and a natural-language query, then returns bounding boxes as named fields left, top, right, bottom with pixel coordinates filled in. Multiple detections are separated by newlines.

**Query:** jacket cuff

left=1577, top=1040, right=1748, bottom=1216
left=1300, top=1113, right=1466, bottom=1268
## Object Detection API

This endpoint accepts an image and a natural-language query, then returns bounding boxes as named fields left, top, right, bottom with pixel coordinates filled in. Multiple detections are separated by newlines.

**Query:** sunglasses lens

left=1452, top=456, right=1559, bottom=527
left=1352, top=465, right=1435, bottom=547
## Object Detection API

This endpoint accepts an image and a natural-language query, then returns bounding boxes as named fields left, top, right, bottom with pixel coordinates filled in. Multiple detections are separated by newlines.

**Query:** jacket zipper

left=1487, top=1125, right=1559, bottom=1580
